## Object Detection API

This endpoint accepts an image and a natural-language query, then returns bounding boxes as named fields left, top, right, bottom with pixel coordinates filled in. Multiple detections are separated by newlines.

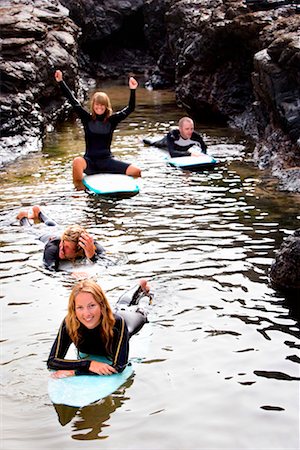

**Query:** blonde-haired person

left=54, top=70, right=141, bottom=190
left=47, top=278, right=151, bottom=377
left=17, top=205, right=105, bottom=271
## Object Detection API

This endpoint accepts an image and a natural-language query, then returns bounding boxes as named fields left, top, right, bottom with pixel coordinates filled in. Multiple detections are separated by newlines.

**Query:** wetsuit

left=43, top=237, right=105, bottom=271
left=59, top=80, right=136, bottom=174
left=47, top=285, right=149, bottom=373
left=166, top=128, right=207, bottom=157
left=47, top=314, right=129, bottom=373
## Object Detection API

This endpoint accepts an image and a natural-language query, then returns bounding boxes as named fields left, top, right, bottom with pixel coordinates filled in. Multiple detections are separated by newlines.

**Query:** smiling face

left=93, top=102, right=106, bottom=116
left=91, top=92, right=112, bottom=119
left=75, top=291, right=102, bottom=329
left=179, top=119, right=194, bottom=139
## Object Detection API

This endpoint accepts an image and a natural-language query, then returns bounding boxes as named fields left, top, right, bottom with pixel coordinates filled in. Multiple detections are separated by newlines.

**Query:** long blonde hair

left=91, top=92, right=113, bottom=120
left=66, top=280, right=116, bottom=353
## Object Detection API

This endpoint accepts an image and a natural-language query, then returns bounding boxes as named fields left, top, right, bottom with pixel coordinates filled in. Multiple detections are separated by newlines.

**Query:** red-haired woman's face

left=75, top=292, right=101, bottom=329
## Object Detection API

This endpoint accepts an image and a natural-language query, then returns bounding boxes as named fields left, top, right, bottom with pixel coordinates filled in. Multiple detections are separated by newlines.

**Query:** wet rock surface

left=1, top=0, right=299, bottom=194
left=270, top=229, right=300, bottom=290
left=0, top=0, right=79, bottom=165
left=154, top=0, right=300, bottom=192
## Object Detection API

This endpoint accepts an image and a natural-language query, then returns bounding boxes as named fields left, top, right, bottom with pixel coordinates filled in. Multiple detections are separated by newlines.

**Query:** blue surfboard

left=83, top=174, right=140, bottom=197
left=48, top=355, right=134, bottom=407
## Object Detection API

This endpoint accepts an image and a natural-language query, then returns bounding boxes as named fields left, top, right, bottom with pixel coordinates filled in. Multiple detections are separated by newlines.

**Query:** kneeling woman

left=47, top=279, right=150, bottom=378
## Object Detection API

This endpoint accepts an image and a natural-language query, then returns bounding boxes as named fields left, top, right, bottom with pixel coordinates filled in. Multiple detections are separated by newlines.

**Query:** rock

left=59, top=0, right=156, bottom=79
left=154, top=0, right=300, bottom=191
left=0, top=0, right=80, bottom=166
left=270, top=229, right=300, bottom=290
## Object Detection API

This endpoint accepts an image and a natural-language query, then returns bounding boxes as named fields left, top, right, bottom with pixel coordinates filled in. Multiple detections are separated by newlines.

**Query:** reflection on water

left=53, top=377, right=134, bottom=439
left=1, top=86, right=300, bottom=449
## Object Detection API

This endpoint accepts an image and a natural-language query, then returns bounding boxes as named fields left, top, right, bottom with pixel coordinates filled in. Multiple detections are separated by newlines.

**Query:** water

left=1, top=85, right=299, bottom=449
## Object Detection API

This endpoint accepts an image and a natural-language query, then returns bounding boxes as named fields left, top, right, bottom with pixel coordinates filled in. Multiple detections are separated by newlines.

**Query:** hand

left=129, top=77, right=138, bottom=89
left=51, top=370, right=75, bottom=379
left=89, top=360, right=117, bottom=375
left=55, top=70, right=63, bottom=82
left=78, top=232, right=96, bottom=259
left=188, top=145, right=201, bottom=157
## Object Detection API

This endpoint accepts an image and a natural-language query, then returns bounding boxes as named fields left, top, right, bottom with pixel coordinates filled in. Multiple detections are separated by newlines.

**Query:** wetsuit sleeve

left=110, top=89, right=135, bottom=127
left=192, top=131, right=207, bottom=153
left=111, top=315, right=130, bottom=372
left=89, top=240, right=105, bottom=262
left=58, top=80, right=90, bottom=122
left=47, top=319, right=91, bottom=372
left=43, top=239, right=60, bottom=271
left=166, top=129, right=191, bottom=157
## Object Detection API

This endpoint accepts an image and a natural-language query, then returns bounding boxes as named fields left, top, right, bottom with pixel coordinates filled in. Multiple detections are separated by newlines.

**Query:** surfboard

left=143, top=137, right=217, bottom=170
left=166, top=153, right=217, bottom=170
left=83, top=174, right=140, bottom=197
left=48, top=355, right=134, bottom=407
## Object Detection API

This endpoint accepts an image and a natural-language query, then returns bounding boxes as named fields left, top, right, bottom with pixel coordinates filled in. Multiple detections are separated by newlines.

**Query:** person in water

left=54, top=70, right=142, bottom=190
left=17, top=205, right=104, bottom=271
left=47, top=278, right=151, bottom=377
left=143, top=116, right=207, bottom=158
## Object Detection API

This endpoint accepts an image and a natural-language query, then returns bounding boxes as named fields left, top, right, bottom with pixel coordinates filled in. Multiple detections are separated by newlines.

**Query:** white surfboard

left=166, top=153, right=217, bottom=170
left=83, top=174, right=140, bottom=197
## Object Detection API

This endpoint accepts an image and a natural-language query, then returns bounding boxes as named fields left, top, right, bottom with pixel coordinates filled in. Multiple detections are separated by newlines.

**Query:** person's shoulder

left=113, top=313, right=128, bottom=330
left=45, top=236, right=60, bottom=246
left=168, top=127, right=179, bottom=136
left=113, top=313, right=123, bottom=323
left=192, top=130, right=202, bottom=138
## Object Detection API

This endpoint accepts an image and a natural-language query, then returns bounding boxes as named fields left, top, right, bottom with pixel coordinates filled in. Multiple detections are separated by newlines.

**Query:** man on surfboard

left=166, top=117, right=208, bottom=157
left=17, top=205, right=105, bottom=271
left=143, top=116, right=208, bottom=157
left=54, top=70, right=141, bottom=190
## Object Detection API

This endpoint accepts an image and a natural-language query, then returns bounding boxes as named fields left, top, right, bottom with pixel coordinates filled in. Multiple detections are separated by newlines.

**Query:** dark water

left=1, top=85, right=300, bottom=449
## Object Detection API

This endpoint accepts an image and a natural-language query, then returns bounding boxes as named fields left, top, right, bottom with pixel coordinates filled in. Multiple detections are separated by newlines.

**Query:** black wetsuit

left=59, top=80, right=136, bottom=174
left=166, top=128, right=207, bottom=157
left=43, top=237, right=105, bottom=271
left=47, top=314, right=129, bottom=373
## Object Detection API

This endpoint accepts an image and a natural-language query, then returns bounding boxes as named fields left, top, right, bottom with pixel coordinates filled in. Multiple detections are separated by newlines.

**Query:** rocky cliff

left=1, top=0, right=299, bottom=192
left=0, top=0, right=80, bottom=165
left=147, top=0, right=300, bottom=191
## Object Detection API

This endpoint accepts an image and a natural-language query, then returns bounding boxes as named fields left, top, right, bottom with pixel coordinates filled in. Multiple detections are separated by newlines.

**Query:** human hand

left=129, top=77, right=138, bottom=89
left=50, top=370, right=75, bottom=379
left=188, top=145, right=201, bottom=157
left=55, top=70, right=63, bottom=82
left=89, top=361, right=117, bottom=375
left=78, top=232, right=96, bottom=259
